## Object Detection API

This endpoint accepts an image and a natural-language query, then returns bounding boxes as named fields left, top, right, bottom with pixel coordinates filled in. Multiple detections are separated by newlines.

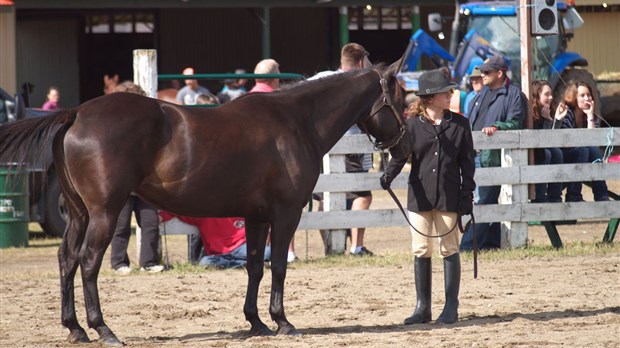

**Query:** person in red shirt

left=160, top=213, right=270, bottom=269
left=248, top=58, right=297, bottom=263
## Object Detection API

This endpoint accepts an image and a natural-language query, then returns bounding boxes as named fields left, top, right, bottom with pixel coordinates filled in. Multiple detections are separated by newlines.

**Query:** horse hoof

left=249, top=324, right=275, bottom=337
left=98, top=334, right=124, bottom=347
left=67, top=330, right=90, bottom=344
left=277, top=324, right=302, bottom=336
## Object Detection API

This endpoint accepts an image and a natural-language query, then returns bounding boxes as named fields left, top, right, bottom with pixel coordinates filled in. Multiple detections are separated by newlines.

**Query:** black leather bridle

left=358, top=69, right=407, bottom=151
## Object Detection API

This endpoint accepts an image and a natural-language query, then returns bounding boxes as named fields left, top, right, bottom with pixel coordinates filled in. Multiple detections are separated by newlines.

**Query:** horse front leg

left=243, top=218, right=273, bottom=336
left=269, top=211, right=302, bottom=336
left=79, top=214, right=123, bottom=347
left=58, top=216, right=90, bottom=344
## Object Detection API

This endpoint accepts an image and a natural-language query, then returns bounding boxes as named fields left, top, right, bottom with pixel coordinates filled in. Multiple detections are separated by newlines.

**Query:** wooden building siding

left=16, top=18, right=80, bottom=108
left=0, top=6, right=17, bottom=94
left=158, top=7, right=336, bottom=93
left=567, top=11, right=620, bottom=75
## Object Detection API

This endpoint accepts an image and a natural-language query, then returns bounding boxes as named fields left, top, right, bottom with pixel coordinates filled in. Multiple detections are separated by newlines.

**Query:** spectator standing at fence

left=460, top=55, right=526, bottom=251
left=552, top=81, right=610, bottom=202
left=176, top=67, right=210, bottom=105
left=109, top=81, right=165, bottom=274
left=309, top=43, right=375, bottom=256
left=462, top=68, right=483, bottom=117
left=249, top=59, right=281, bottom=93
left=249, top=58, right=297, bottom=262
left=217, top=70, right=247, bottom=104
left=530, top=80, right=564, bottom=203
left=196, top=92, right=220, bottom=105
left=380, top=68, right=476, bottom=325
left=42, top=86, right=60, bottom=111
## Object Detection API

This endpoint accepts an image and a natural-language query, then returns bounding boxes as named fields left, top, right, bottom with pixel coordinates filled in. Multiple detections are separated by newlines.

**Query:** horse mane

left=276, top=64, right=392, bottom=98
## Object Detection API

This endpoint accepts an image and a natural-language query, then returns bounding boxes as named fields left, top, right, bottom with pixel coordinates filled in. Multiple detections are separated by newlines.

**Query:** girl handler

left=380, top=68, right=476, bottom=324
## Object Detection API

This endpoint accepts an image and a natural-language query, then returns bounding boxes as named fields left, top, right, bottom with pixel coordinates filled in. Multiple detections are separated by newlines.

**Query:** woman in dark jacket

left=530, top=80, right=564, bottom=203
left=380, top=68, right=476, bottom=325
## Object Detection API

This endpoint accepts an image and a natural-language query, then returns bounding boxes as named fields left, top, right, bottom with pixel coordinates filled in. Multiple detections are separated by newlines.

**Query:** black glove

left=380, top=173, right=393, bottom=190
left=458, top=194, right=473, bottom=216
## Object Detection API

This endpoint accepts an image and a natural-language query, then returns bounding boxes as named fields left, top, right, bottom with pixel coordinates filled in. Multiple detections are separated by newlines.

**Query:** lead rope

left=380, top=151, right=478, bottom=278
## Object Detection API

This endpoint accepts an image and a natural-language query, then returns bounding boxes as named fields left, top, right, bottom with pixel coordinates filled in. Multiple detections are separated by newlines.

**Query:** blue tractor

left=400, top=0, right=601, bottom=116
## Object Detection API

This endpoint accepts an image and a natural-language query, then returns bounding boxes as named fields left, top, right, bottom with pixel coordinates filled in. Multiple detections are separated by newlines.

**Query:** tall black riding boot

left=436, top=253, right=461, bottom=324
left=404, top=257, right=432, bottom=324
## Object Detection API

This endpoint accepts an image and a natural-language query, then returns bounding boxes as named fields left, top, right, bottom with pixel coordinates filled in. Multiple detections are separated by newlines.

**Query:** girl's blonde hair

left=405, top=95, right=433, bottom=121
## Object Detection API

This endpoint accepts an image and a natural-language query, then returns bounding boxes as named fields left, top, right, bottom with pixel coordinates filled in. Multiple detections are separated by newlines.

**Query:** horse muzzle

left=387, top=127, right=413, bottom=161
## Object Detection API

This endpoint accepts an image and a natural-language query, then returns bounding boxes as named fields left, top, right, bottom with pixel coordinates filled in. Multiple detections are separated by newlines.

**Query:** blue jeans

left=562, top=146, right=609, bottom=202
left=534, top=147, right=563, bottom=203
left=199, top=243, right=271, bottom=269
left=460, top=156, right=501, bottom=251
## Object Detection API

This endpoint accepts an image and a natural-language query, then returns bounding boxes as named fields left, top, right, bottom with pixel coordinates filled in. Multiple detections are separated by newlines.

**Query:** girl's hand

left=584, top=100, right=595, bottom=118
left=554, top=102, right=568, bottom=121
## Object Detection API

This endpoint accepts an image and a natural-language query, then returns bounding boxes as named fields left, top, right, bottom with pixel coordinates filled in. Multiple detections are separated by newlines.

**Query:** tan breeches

left=408, top=210, right=459, bottom=258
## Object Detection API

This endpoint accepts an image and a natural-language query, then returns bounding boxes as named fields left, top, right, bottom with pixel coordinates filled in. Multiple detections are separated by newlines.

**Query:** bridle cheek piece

left=360, top=69, right=407, bottom=151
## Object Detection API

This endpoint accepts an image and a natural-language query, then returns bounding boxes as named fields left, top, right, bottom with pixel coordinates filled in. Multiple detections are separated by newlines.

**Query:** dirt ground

left=1, top=190, right=619, bottom=347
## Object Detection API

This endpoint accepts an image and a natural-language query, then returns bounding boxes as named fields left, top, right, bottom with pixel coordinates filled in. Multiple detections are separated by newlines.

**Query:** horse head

left=358, top=57, right=412, bottom=161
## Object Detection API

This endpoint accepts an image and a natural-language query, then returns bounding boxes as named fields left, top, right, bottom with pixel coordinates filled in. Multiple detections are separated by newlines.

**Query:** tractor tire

left=553, top=68, right=602, bottom=119
left=40, top=172, right=68, bottom=237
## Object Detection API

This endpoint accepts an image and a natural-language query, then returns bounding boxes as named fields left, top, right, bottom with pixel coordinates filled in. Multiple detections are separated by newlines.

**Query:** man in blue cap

left=460, top=55, right=527, bottom=251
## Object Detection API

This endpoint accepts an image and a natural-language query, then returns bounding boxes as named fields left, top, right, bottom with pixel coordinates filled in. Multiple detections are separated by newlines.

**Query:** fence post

left=133, top=49, right=158, bottom=263
left=133, top=49, right=157, bottom=98
left=320, top=153, right=348, bottom=255
left=500, top=143, right=528, bottom=248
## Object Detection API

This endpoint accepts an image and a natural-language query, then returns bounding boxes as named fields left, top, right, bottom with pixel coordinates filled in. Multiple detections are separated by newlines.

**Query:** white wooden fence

left=133, top=52, right=619, bottom=255
left=299, top=128, right=620, bottom=251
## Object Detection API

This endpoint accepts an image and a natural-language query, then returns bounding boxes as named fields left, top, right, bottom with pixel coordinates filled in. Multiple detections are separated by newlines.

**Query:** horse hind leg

left=243, top=218, right=274, bottom=336
left=267, top=210, right=303, bottom=336
left=58, top=211, right=91, bottom=344
left=78, top=210, right=124, bottom=346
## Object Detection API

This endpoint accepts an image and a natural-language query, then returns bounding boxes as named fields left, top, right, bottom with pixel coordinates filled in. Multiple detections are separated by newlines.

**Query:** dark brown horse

left=0, top=59, right=411, bottom=346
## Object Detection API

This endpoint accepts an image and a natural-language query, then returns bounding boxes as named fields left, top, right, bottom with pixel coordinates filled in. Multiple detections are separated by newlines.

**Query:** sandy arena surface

left=1, top=190, right=619, bottom=347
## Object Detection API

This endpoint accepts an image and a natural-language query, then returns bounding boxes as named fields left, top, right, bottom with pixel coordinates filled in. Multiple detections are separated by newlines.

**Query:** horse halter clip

left=361, top=69, right=407, bottom=151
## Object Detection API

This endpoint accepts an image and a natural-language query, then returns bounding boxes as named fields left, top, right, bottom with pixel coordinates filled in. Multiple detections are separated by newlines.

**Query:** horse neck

left=302, top=71, right=380, bottom=155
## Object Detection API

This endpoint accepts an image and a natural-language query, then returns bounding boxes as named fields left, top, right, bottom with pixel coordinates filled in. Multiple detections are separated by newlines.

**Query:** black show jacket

left=384, top=111, right=476, bottom=212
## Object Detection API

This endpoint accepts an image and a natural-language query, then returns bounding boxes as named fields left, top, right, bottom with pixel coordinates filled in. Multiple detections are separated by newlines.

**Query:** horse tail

left=0, top=110, right=77, bottom=169
left=50, top=111, right=90, bottom=234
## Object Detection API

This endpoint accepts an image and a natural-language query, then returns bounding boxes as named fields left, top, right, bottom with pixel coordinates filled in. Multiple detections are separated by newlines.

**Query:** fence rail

left=298, top=128, right=620, bottom=251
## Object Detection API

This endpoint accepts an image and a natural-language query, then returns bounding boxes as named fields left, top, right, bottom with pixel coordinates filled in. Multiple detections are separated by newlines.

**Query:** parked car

left=0, top=87, right=67, bottom=237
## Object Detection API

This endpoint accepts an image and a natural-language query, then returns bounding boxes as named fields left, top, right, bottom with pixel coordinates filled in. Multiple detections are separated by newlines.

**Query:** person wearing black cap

left=380, top=68, right=476, bottom=325
left=461, top=55, right=527, bottom=251
left=217, top=70, right=247, bottom=104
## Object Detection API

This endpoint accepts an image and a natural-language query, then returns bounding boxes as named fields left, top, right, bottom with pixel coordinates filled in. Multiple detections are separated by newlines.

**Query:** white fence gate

left=299, top=128, right=620, bottom=253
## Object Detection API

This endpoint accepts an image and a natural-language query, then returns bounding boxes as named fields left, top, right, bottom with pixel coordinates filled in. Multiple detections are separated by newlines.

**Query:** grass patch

left=5, top=237, right=618, bottom=277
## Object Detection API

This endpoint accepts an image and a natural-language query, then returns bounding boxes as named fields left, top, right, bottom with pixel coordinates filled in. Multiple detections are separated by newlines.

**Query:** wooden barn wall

left=16, top=17, right=80, bottom=108
left=0, top=6, right=17, bottom=95
left=567, top=11, right=620, bottom=76
left=269, top=7, right=338, bottom=77
left=158, top=7, right=335, bottom=92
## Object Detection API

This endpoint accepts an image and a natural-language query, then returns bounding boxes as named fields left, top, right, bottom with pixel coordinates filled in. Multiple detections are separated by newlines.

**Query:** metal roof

left=14, top=0, right=454, bottom=9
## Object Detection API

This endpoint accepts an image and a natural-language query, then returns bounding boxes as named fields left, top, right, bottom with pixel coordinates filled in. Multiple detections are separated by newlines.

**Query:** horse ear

left=387, top=56, right=405, bottom=77
left=362, top=55, right=372, bottom=69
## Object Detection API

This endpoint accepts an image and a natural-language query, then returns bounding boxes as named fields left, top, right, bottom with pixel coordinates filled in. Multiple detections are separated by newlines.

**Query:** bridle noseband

left=359, top=69, right=407, bottom=151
